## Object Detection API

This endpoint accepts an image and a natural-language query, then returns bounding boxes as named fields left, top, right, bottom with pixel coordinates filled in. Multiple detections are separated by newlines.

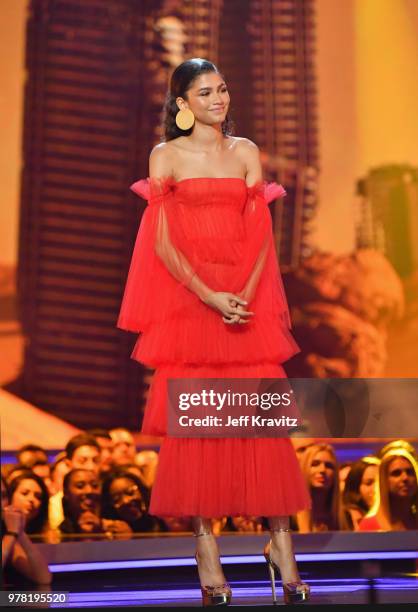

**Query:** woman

left=296, top=443, right=341, bottom=532
left=117, top=58, right=310, bottom=606
left=101, top=469, right=167, bottom=533
left=2, top=475, right=51, bottom=585
left=59, top=469, right=132, bottom=540
left=341, top=457, right=380, bottom=530
left=358, top=448, right=418, bottom=531
left=7, top=471, right=50, bottom=537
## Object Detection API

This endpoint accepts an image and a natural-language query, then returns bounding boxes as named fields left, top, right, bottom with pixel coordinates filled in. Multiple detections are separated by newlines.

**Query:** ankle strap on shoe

left=194, top=530, right=212, bottom=537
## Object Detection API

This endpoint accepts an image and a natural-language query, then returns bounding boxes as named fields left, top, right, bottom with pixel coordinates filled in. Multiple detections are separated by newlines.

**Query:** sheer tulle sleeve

left=235, top=181, right=292, bottom=329
left=117, top=176, right=213, bottom=333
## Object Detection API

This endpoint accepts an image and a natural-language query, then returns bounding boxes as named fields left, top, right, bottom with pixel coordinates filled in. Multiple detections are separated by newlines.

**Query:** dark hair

left=17, top=444, right=46, bottom=455
left=162, top=58, right=234, bottom=141
left=343, top=460, right=375, bottom=514
left=16, top=445, right=48, bottom=466
left=101, top=469, right=150, bottom=521
left=5, top=464, right=28, bottom=481
left=65, top=434, right=100, bottom=460
left=8, top=470, right=49, bottom=535
left=86, top=429, right=112, bottom=441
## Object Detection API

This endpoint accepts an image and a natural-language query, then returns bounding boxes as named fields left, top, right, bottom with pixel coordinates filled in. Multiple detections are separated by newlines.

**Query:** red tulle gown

left=117, top=175, right=310, bottom=518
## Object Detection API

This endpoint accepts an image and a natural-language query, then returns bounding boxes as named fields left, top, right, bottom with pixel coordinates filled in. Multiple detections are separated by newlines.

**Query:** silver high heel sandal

left=194, top=531, right=232, bottom=607
left=263, top=528, right=310, bottom=605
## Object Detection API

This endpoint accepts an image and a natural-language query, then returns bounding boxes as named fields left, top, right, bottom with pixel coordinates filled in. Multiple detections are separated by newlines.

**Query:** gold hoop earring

left=175, top=108, right=195, bottom=130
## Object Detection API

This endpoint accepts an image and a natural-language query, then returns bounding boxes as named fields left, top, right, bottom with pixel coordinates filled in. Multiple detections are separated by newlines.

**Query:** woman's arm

left=228, top=140, right=274, bottom=322
left=2, top=506, right=24, bottom=568
left=2, top=534, right=17, bottom=568
left=11, top=532, right=52, bottom=584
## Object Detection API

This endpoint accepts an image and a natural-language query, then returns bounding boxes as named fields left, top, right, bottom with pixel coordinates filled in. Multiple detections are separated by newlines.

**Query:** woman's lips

left=211, top=107, right=225, bottom=112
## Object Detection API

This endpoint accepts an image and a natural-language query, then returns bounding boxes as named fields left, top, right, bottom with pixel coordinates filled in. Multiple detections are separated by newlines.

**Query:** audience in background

left=49, top=434, right=101, bottom=530
left=59, top=469, right=131, bottom=540
left=7, top=471, right=50, bottom=538
left=86, top=429, right=114, bottom=475
left=377, top=439, right=417, bottom=459
left=16, top=445, right=48, bottom=469
left=30, top=460, right=53, bottom=495
left=2, top=475, right=51, bottom=585
left=5, top=465, right=30, bottom=485
left=101, top=469, right=166, bottom=533
left=341, top=457, right=380, bottom=530
left=109, top=428, right=136, bottom=466
left=135, top=450, right=159, bottom=488
left=338, top=462, right=352, bottom=493
left=359, top=448, right=418, bottom=531
left=296, top=443, right=341, bottom=532
left=3, top=434, right=416, bottom=540
left=49, top=451, right=71, bottom=496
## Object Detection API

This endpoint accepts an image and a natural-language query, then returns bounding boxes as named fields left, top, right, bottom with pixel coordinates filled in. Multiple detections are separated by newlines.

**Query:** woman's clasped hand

left=203, top=291, right=254, bottom=325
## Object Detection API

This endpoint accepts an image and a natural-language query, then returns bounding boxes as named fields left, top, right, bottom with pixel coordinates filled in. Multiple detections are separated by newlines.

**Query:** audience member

left=359, top=448, right=418, bottom=531
left=135, top=450, right=159, bottom=488
left=59, top=469, right=131, bottom=540
left=341, top=457, right=380, bottom=530
left=49, top=451, right=71, bottom=495
left=5, top=465, right=30, bottom=485
left=16, top=445, right=48, bottom=469
left=296, top=443, right=341, bottom=532
left=109, top=428, right=136, bottom=466
left=7, top=471, right=50, bottom=537
left=86, top=428, right=114, bottom=474
left=338, top=462, right=352, bottom=493
left=101, top=469, right=166, bottom=533
left=31, top=461, right=53, bottom=495
left=49, top=434, right=101, bottom=530
left=2, top=475, right=51, bottom=585
left=377, top=439, right=417, bottom=459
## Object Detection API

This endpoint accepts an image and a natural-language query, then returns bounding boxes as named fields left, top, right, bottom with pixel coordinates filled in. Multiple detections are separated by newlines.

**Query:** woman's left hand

left=222, top=300, right=249, bottom=325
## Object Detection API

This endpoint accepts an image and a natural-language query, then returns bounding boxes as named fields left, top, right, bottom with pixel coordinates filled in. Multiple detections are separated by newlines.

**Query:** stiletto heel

left=263, top=528, right=310, bottom=605
left=194, top=531, right=232, bottom=607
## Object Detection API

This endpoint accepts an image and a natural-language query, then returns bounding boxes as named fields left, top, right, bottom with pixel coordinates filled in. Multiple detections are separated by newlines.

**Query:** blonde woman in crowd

left=296, top=443, right=341, bottom=532
left=358, top=448, right=418, bottom=531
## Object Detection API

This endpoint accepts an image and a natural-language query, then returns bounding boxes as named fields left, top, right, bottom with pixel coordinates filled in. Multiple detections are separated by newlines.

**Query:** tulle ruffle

left=142, top=361, right=291, bottom=436
left=150, top=436, right=311, bottom=517
left=132, top=312, right=299, bottom=367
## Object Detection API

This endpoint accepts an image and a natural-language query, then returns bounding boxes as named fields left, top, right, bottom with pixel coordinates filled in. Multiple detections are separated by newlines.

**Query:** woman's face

left=359, top=464, right=378, bottom=508
left=109, top=477, right=144, bottom=523
left=11, top=478, right=43, bottom=522
left=387, top=457, right=417, bottom=499
left=309, top=451, right=336, bottom=489
left=65, top=470, right=101, bottom=518
left=180, top=72, right=230, bottom=127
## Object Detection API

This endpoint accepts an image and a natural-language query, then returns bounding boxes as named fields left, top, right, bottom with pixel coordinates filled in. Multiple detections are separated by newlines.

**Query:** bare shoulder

left=149, top=142, right=175, bottom=177
left=232, top=136, right=260, bottom=154
left=232, top=137, right=262, bottom=180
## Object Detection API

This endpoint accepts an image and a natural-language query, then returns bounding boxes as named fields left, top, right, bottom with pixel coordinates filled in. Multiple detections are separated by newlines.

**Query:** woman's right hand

left=203, top=292, right=254, bottom=323
left=3, top=506, right=25, bottom=535
left=77, top=511, right=102, bottom=533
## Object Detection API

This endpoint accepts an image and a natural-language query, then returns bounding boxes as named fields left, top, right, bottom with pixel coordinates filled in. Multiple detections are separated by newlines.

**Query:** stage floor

left=20, top=572, right=418, bottom=607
